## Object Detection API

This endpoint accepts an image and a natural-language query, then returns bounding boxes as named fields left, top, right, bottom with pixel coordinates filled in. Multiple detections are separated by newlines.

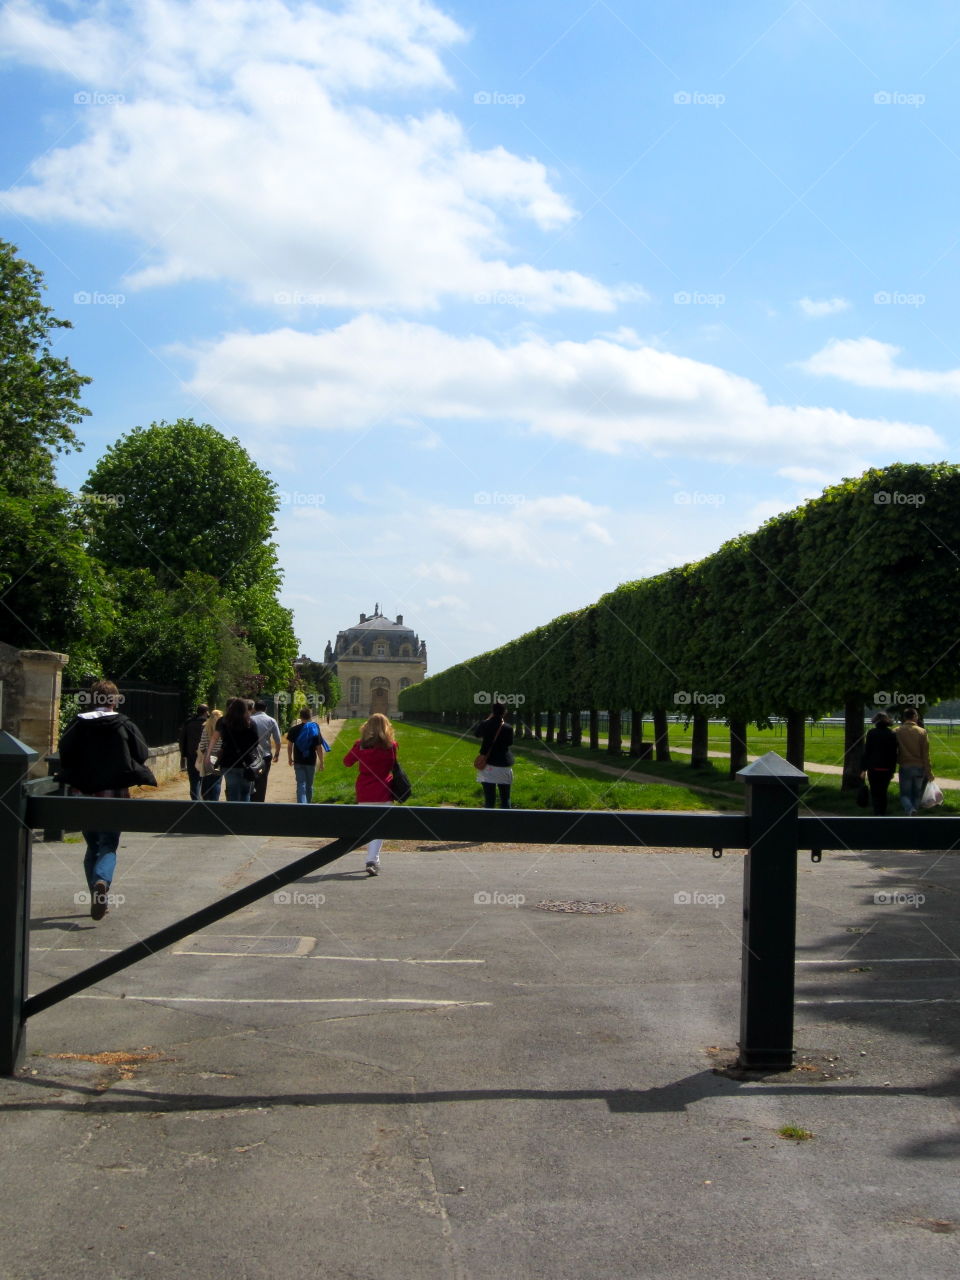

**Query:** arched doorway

left=369, top=678, right=390, bottom=717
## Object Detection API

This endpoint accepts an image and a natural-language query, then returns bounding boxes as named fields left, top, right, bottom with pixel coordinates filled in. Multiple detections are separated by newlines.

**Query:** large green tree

left=0, top=488, right=112, bottom=663
left=83, top=418, right=298, bottom=693
left=0, top=240, right=91, bottom=495
left=0, top=241, right=110, bottom=667
left=83, top=419, right=278, bottom=591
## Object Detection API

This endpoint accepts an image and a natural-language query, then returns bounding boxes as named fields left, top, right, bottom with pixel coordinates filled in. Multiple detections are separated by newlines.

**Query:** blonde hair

left=360, top=713, right=395, bottom=749
left=204, top=708, right=223, bottom=737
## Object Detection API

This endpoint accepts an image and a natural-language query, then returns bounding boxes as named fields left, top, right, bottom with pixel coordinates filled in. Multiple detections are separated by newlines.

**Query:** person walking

left=287, top=705, right=325, bottom=804
left=895, top=707, right=934, bottom=815
left=250, top=699, right=282, bottom=802
left=472, top=701, right=514, bottom=809
left=343, top=713, right=398, bottom=875
left=178, top=703, right=209, bottom=800
left=195, top=707, right=223, bottom=801
left=859, top=712, right=898, bottom=815
left=206, top=698, right=263, bottom=802
left=57, top=679, right=156, bottom=921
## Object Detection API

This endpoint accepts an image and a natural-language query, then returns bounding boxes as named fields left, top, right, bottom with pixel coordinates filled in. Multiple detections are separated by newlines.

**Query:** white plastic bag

left=920, top=780, right=943, bottom=809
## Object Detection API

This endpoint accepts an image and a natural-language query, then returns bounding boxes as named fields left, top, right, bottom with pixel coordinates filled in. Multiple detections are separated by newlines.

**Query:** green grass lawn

left=512, top=736, right=863, bottom=813
left=315, top=720, right=742, bottom=811
left=394, top=721, right=960, bottom=816
left=576, top=718, right=960, bottom=783
left=665, top=720, right=960, bottom=778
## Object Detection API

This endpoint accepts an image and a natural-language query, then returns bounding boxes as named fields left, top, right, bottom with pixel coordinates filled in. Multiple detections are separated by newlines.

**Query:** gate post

left=0, top=733, right=38, bottom=1074
left=736, top=752, right=808, bottom=1070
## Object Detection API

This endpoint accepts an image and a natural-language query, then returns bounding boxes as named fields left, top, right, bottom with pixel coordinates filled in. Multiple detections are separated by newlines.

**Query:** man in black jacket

left=58, top=680, right=155, bottom=921
left=860, top=712, right=898, bottom=816
left=179, top=703, right=210, bottom=800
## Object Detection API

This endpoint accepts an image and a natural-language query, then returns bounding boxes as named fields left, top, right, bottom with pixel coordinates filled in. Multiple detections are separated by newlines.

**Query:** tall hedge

left=400, top=464, right=960, bottom=759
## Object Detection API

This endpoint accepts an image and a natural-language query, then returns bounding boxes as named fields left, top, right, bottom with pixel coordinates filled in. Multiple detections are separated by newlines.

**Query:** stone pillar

left=7, top=650, right=69, bottom=778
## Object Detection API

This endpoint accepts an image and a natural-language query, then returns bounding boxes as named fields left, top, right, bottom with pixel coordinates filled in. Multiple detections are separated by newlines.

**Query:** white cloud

left=424, top=494, right=612, bottom=567
left=0, top=0, right=465, bottom=95
left=183, top=314, right=943, bottom=467
left=414, top=561, right=470, bottom=583
left=797, top=296, right=851, bottom=318
left=802, top=337, right=960, bottom=394
left=0, top=0, right=637, bottom=312
left=423, top=594, right=467, bottom=609
left=776, top=465, right=835, bottom=485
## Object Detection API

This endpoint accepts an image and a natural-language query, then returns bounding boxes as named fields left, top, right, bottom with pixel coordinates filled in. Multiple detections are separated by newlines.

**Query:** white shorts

left=476, top=766, right=513, bottom=785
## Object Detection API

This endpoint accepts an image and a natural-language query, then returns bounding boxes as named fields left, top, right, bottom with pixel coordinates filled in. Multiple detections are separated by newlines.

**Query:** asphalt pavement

left=3, top=820, right=960, bottom=1279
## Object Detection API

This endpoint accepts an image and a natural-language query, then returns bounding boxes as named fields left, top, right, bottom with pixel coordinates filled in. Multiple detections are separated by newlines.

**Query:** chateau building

left=324, top=605, right=427, bottom=719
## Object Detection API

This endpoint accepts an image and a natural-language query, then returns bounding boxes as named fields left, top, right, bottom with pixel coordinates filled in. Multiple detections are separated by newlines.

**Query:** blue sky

left=2, top=0, right=957, bottom=675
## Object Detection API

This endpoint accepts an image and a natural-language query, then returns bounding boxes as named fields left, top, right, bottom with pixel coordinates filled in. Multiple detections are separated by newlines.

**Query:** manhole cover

left=535, top=900, right=627, bottom=914
left=174, top=935, right=315, bottom=957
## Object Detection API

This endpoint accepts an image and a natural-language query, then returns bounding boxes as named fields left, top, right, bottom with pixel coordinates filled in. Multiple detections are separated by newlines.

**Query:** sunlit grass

left=314, top=720, right=740, bottom=810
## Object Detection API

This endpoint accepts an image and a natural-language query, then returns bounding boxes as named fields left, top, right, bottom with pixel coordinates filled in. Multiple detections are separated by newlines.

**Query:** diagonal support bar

left=24, top=836, right=357, bottom=1020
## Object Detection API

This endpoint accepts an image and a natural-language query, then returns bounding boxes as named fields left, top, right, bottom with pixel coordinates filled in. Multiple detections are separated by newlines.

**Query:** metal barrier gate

left=3, top=732, right=958, bottom=1076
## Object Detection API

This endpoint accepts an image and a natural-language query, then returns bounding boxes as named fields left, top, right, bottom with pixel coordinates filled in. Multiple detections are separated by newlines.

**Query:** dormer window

left=376, top=643, right=386, bottom=656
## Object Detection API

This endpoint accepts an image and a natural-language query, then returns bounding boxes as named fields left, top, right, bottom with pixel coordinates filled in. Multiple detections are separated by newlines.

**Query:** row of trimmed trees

left=399, top=463, right=960, bottom=788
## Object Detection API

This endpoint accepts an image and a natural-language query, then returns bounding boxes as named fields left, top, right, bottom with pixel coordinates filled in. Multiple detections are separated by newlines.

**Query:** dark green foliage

left=82, top=419, right=277, bottom=591
left=98, top=569, right=230, bottom=705
left=0, top=489, right=112, bottom=656
left=82, top=418, right=299, bottom=696
left=0, top=243, right=111, bottom=661
left=0, top=240, right=90, bottom=496
left=400, top=463, right=960, bottom=724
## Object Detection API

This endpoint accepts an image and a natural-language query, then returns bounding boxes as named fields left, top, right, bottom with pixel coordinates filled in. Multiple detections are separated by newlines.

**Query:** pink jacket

left=343, top=740, right=397, bottom=803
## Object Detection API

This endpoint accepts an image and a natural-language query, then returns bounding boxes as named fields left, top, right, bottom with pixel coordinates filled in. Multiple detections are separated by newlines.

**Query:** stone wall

left=146, top=743, right=183, bottom=786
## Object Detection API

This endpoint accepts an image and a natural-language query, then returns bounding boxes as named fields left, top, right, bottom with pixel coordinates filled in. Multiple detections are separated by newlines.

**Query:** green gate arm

left=25, top=797, right=748, bottom=848
left=798, top=815, right=960, bottom=851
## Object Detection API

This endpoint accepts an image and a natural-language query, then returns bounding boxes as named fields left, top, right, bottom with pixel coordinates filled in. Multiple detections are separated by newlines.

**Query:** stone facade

left=325, top=606, right=427, bottom=720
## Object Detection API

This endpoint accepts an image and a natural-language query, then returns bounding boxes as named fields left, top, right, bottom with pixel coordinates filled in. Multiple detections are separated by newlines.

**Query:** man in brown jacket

left=895, top=707, right=933, bottom=815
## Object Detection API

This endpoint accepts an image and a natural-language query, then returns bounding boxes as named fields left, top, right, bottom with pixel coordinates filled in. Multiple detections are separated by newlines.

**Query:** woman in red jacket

left=343, top=713, right=398, bottom=875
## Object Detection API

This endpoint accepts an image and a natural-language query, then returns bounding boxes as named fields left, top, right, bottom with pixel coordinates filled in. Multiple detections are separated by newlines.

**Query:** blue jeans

left=294, top=763, right=316, bottom=804
left=82, top=831, right=120, bottom=889
left=224, top=768, right=253, bottom=802
left=200, top=772, right=222, bottom=801
left=899, top=765, right=926, bottom=814
left=185, top=761, right=202, bottom=800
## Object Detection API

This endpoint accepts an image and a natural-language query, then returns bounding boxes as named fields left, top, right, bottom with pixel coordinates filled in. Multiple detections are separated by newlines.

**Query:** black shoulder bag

left=390, top=757, right=412, bottom=803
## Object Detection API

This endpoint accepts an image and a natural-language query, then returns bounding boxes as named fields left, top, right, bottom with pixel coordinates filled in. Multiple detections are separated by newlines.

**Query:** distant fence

left=62, top=682, right=185, bottom=749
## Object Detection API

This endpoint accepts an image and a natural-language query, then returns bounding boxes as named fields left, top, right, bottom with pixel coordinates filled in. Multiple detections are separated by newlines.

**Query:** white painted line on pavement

left=73, top=995, right=492, bottom=1006
left=31, top=947, right=121, bottom=953
left=797, top=997, right=960, bottom=1005
left=797, top=958, right=960, bottom=964
left=311, top=956, right=485, bottom=965
left=32, top=947, right=484, bottom=964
